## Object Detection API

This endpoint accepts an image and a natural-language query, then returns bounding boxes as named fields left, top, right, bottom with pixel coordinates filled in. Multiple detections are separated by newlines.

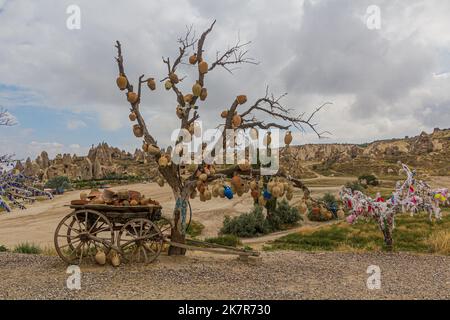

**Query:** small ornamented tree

left=114, top=21, right=328, bottom=255
left=0, top=108, right=52, bottom=212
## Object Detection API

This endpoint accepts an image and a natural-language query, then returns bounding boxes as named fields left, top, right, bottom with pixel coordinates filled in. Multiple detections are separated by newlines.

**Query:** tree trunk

left=381, top=225, right=393, bottom=251
left=168, top=204, right=187, bottom=255
left=168, top=197, right=187, bottom=256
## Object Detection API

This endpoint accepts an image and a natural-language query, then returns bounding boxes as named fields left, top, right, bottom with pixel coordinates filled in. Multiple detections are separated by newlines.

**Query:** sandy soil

left=0, top=181, right=344, bottom=248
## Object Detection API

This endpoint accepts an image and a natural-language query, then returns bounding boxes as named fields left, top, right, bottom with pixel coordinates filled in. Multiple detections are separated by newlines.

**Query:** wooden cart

left=54, top=204, right=259, bottom=265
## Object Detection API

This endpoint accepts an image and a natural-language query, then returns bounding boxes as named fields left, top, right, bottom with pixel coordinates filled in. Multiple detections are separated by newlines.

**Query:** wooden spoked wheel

left=54, top=210, right=114, bottom=265
left=155, top=217, right=172, bottom=240
left=117, top=218, right=163, bottom=264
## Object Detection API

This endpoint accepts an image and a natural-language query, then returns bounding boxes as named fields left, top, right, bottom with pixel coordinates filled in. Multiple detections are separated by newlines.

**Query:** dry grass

left=426, top=230, right=450, bottom=255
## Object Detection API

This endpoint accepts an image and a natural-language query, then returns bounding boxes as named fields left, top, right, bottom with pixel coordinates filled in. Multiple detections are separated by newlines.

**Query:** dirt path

left=0, top=181, right=344, bottom=248
left=0, top=251, right=448, bottom=299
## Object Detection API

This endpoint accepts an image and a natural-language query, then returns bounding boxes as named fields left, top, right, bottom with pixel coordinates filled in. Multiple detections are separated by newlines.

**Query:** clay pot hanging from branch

left=284, top=131, right=293, bottom=146
left=133, top=124, right=144, bottom=138
left=116, top=75, right=128, bottom=90
left=129, top=112, right=137, bottom=122
left=165, top=80, right=173, bottom=90
left=189, top=53, right=198, bottom=65
left=147, top=78, right=156, bottom=91
left=127, top=92, right=139, bottom=104
left=236, top=95, right=247, bottom=105
left=200, top=88, right=208, bottom=101
left=192, top=81, right=202, bottom=97
left=198, top=61, right=208, bottom=74
left=169, top=72, right=179, bottom=84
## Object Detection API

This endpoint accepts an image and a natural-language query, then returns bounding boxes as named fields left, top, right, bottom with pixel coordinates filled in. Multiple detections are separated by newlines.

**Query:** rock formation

left=15, top=142, right=158, bottom=182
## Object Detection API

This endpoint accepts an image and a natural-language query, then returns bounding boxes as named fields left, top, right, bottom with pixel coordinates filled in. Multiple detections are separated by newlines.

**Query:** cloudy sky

left=0, top=0, right=449, bottom=160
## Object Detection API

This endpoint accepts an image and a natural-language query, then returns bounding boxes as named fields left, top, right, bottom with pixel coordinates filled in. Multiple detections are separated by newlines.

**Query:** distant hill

left=282, top=128, right=450, bottom=178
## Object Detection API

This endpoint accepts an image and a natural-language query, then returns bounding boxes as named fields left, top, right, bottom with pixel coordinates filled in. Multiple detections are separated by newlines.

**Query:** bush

left=358, top=174, right=379, bottom=186
left=321, top=193, right=339, bottom=216
left=45, top=176, right=71, bottom=193
left=0, top=245, right=8, bottom=252
left=221, top=201, right=302, bottom=237
left=205, top=235, right=241, bottom=247
left=186, top=220, right=205, bottom=238
left=345, top=181, right=366, bottom=192
left=266, top=199, right=302, bottom=231
left=13, top=242, right=42, bottom=254
left=220, top=205, right=270, bottom=237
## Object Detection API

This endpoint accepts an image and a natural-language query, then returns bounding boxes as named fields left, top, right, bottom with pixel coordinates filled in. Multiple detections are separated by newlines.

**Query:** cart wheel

left=155, top=217, right=172, bottom=240
left=54, top=210, right=114, bottom=265
left=117, top=218, right=163, bottom=264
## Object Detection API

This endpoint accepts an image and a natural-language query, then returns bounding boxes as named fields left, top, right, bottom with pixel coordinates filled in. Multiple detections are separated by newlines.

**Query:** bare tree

left=114, top=21, right=328, bottom=255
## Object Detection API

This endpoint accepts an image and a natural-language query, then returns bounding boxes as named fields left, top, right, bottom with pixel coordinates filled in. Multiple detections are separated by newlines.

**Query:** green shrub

left=205, top=235, right=241, bottom=247
left=186, top=220, right=205, bottom=237
left=345, top=181, right=366, bottom=192
left=45, top=176, right=71, bottom=192
left=13, top=242, right=42, bottom=254
left=266, top=199, right=302, bottom=231
left=220, top=205, right=270, bottom=237
left=358, top=174, right=379, bottom=186
left=221, top=201, right=302, bottom=237
left=0, top=245, right=8, bottom=252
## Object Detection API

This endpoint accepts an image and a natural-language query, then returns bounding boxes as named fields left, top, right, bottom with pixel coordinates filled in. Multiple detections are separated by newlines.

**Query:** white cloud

left=0, top=0, right=449, bottom=158
left=66, top=119, right=87, bottom=130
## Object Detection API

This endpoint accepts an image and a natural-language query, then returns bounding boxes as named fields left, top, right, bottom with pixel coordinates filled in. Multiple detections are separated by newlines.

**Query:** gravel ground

left=0, top=251, right=448, bottom=300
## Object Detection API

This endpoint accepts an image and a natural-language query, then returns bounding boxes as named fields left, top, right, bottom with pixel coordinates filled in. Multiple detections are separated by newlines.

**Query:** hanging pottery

left=169, top=72, right=179, bottom=84
left=224, top=186, right=233, bottom=199
left=284, top=131, right=293, bottom=146
left=232, top=114, right=242, bottom=127
left=184, top=94, right=194, bottom=104
left=249, top=180, right=258, bottom=190
left=249, top=128, right=258, bottom=140
left=231, top=175, right=241, bottom=189
left=142, top=142, right=149, bottom=152
left=147, top=144, right=160, bottom=156
left=193, top=122, right=202, bottom=137
left=158, top=155, right=169, bottom=167
left=192, top=82, right=202, bottom=97
left=127, top=92, right=139, bottom=104
left=129, top=112, right=137, bottom=122
left=221, top=110, right=229, bottom=118
left=258, top=195, right=267, bottom=206
left=133, top=124, right=144, bottom=138
left=176, top=106, right=184, bottom=119
left=218, top=186, right=225, bottom=198
left=238, top=159, right=251, bottom=172
left=263, top=189, right=272, bottom=200
left=147, top=78, right=156, bottom=91
left=199, top=173, right=208, bottom=182
left=189, top=53, right=198, bottom=65
left=264, top=132, right=272, bottom=146
left=236, top=95, right=247, bottom=105
left=165, top=80, right=173, bottom=90
left=272, top=186, right=281, bottom=198
left=200, top=88, right=208, bottom=101
left=251, top=190, right=259, bottom=199
left=198, top=61, right=208, bottom=74
left=116, top=75, right=128, bottom=90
